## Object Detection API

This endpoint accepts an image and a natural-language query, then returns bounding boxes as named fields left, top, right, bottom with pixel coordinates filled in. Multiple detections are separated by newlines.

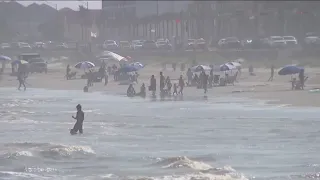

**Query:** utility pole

left=156, top=0, right=159, bottom=39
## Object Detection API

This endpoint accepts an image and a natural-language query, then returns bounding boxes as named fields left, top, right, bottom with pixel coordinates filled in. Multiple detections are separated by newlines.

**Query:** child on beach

left=173, top=83, right=178, bottom=96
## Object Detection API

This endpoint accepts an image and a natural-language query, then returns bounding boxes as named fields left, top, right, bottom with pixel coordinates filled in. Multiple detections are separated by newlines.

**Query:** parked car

left=194, top=38, right=207, bottom=50
left=33, top=42, right=47, bottom=49
left=55, top=43, right=68, bottom=50
left=18, top=53, right=41, bottom=61
left=186, top=39, right=196, bottom=50
left=28, top=58, right=47, bottom=73
left=218, top=37, right=241, bottom=49
left=282, top=36, right=298, bottom=46
left=1, top=43, right=11, bottom=49
left=142, top=40, right=157, bottom=50
left=103, top=40, right=119, bottom=50
left=132, top=40, right=144, bottom=50
left=268, top=36, right=286, bottom=48
left=304, top=36, right=320, bottom=45
left=156, top=38, right=169, bottom=43
left=18, top=42, right=32, bottom=49
left=241, top=38, right=270, bottom=49
left=119, top=41, right=132, bottom=50
left=156, top=40, right=172, bottom=50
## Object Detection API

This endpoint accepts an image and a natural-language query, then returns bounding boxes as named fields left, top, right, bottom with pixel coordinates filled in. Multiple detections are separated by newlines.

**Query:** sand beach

left=1, top=59, right=320, bottom=107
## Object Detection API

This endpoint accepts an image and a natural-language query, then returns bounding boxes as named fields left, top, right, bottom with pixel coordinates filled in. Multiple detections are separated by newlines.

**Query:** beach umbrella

left=191, top=65, right=211, bottom=72
left=74, top=61, right=95, bottom=69
left=129, top=62, right=144, bottom=69
left=119, top=65, right=139, bottom=73
left=98, top=51, right=127, bottom=62
left=278, top=65, right=303, bottom=75
left=220, top=63, right=236, bottom=71
left=227, top=62, right=241, bottom=68
left=12, top=60, right=28, bottom=65
left=0, top=55, right=11, bottom=61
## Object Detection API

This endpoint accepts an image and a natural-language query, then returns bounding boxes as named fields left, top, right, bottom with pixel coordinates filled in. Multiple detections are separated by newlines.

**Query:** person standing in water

left=71, top=104, right=84, bottom=134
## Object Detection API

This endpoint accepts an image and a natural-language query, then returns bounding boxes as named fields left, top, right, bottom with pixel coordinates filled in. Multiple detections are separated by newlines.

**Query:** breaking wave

left=150, top=156, right=247, bottom=180
left=1, top=142, right=95, bottom=160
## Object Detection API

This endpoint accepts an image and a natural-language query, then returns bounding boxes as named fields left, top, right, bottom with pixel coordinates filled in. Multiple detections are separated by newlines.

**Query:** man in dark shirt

left=160, top=72, right=165, bottom=92
left=71, top=104, right=84, bottom=134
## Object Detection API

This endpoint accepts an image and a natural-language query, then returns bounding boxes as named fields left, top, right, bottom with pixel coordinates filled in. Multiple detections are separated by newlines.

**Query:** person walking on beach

left=187, top=68, right=193, bottom=86
left=150, top=75, right=156, bottom=96
left=299, top=69, right=305, bottom=90
left=66, top=64, right=71, bottom=80
left=17, top=72, right=26, bottom=91
left=160, top=72, right=165, bottom=93
left=203, top=74, right=208, bottom=94
left=178, top=75, right=185, bottom=95
left=268, top=65, right=275, bottom=81
left=71, top=104, right=84, bottom=134
left=104, top=72, right=108, bottom=86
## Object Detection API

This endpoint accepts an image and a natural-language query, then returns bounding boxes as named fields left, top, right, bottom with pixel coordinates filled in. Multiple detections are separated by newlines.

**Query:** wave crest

left=127, top=172, right=248, bottom=180
left=156, top=156, right=213, bottom=171
left=1, top=142, right=95, bottom=160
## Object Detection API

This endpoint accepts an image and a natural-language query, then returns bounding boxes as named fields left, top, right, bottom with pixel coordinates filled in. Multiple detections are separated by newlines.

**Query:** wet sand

left=1, top=62, right=320, bottom=107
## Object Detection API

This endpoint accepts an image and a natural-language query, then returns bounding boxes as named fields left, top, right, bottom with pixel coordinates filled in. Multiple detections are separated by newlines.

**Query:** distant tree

left=38, top=17, right=64, bottom=40
left=0, top=16, right=14, bottom=41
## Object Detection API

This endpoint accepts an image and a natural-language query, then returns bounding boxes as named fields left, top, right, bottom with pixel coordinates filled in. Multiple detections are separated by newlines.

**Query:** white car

left=18, top=42, right=32, bottom=49
left=132, top=40, right=144, bottom=50
left=33, top=42, right=47, bottom=49
left=103, top=40, right=119, bottom=50
left=282, top=36, right=298, bottom=45
left=304, top=36, right=320, bottom=45
left=268, top=36, right=286, bottom=48
left=1, top=43, right=11, bottom=49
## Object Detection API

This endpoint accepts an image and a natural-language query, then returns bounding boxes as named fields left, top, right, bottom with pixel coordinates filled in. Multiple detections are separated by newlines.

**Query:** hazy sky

left=18, top=1, right=101, bottom=10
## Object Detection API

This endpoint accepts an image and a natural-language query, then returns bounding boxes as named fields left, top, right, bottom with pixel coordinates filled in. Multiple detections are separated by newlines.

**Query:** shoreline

left=1, top=65, right=320, bottom=108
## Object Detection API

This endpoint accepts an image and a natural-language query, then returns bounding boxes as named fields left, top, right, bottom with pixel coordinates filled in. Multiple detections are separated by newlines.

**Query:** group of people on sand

left=266, top=64, right=307, bottom=90
left=186, top=68, right=216, bottom=93
left=127, top=71, right=185, bottom=98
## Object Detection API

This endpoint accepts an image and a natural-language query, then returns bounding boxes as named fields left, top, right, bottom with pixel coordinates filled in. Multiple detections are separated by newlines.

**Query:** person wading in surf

left=71, top=104, right=84, bottom=134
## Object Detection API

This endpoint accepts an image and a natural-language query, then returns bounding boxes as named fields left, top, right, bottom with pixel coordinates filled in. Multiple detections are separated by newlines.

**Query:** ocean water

left=0, top=88, right=320, bottom=180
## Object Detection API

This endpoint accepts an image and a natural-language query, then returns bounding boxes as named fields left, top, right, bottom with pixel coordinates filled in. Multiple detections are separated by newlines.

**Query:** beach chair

left=294, top=76, right=308, bottom=90
left=66, top=72, right=77, bottom=80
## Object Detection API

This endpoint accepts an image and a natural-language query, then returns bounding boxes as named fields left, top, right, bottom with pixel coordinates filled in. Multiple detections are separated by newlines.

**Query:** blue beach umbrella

left=278, top=65, right=303, bottom=75
left=74, top=61, right=95, bottom=69
left=0, top=55, right=11, bottom=62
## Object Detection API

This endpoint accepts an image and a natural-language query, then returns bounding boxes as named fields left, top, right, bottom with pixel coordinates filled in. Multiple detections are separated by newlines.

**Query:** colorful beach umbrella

left=74, top=61, right=95, bottom=69
left=278, top=65, right=303, bottom=75
left=98, top=51, right=127, bottom=62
